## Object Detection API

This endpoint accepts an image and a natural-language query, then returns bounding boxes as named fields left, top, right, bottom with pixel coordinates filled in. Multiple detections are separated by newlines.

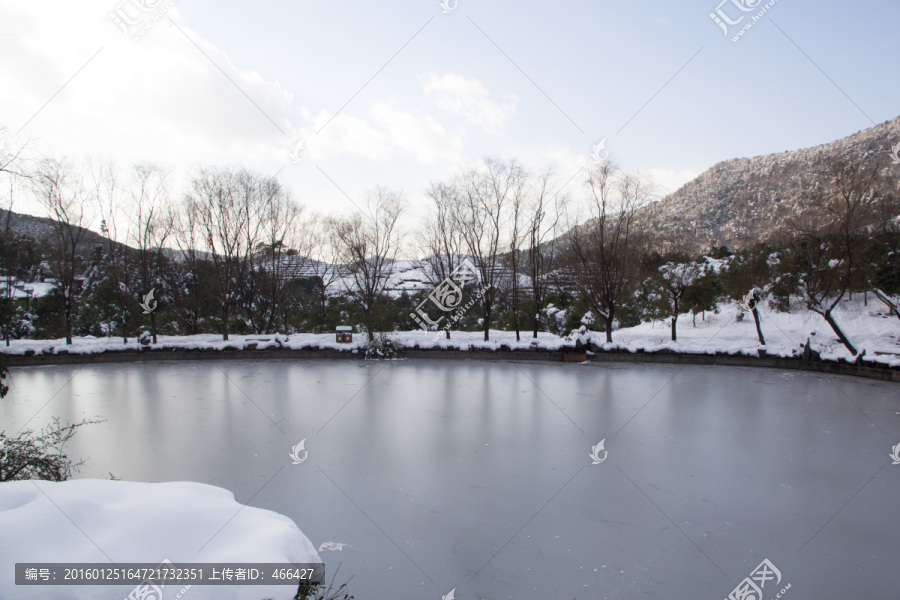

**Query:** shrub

left=0, top=417, right=102, bottom=482
left=364, top=333, right=398, bottom=359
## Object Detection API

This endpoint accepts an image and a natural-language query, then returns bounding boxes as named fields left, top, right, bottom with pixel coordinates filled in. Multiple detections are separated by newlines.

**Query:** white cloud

left=289, top=101, right=464, bottom=166
left=0, top=1, right=465, bottom=186
left=423, top=73, right=517, bottom=132
left=0, top=2, right=298, bottom=170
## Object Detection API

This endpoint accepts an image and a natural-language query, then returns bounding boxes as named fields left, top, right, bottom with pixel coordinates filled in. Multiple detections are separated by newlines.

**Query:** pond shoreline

left=4, top=344, right=899, bottom=382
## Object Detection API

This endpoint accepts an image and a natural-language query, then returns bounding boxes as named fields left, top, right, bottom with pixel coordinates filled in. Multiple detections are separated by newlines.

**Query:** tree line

left=1, top=129, right=898, bottom=352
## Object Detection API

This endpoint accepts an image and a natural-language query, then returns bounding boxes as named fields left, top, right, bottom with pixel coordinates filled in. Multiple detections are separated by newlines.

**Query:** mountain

left=0, top=208, right=115, bottom=256
left=640, top=116, right=900, bottom=251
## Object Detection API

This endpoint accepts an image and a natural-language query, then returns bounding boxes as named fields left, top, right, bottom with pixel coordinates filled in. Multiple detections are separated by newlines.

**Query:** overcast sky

left=1, top=0, right=897, bottom=229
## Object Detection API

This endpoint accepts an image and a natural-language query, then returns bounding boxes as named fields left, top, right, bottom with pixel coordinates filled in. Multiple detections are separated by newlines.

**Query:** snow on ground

left=0, top=479, right=321, bottom=600
left=1, top=298, right=898, bottom=368
left=583, top=296, right=900, bottom=367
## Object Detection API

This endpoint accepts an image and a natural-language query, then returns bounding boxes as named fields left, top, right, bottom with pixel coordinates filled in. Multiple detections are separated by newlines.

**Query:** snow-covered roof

left=1, top=279, right=56, bottom=298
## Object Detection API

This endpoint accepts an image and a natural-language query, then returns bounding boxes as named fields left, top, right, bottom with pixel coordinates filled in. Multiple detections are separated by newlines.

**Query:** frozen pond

left=3, top=359, right=900, bottom=599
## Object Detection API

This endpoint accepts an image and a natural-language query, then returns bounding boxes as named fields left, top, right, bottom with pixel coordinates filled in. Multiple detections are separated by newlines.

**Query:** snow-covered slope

left=639, top=116, right=900, bottom=250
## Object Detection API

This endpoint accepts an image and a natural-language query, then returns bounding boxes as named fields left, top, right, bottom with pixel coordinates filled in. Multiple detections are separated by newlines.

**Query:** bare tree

left=305, top=215, right=344, bottom=331
left=788, top=156, right=889, bottom=355
left=1, top=175, right=25, bottom=342
left=0, top=126, right=27, bottom=176
left=524, top=167, right=567, bottom=339
left=170, top=196, right=207, bottom=335
left=92, top=160, right=133, bottom=343
left=505, top=173, right=528, bottom=341
left=31, top=158, right=92, bottom=344
left=569, top=164, right=650, bottom=342
left=419, top=181, right=467, bottom=339
left=248, top=183, right=313, bottom=334
left=0, top=126, right=28, bottom=300
left=129, top=163, right=173, bottom=343
left=183, top=167, right=263, bottom=340
left=329, top=188, right=403, bottom=342
left=454, top=157, right=526, bottom=341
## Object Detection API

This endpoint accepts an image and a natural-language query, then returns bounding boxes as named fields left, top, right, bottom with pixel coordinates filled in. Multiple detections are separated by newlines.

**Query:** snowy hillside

left=639, top=116, right=900, bottom=250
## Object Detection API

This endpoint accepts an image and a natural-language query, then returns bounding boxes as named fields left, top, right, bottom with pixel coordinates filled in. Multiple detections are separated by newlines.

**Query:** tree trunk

left=222, top=304, right=230, bottom=341
left=751, top=307, right=765, bottom=346
left=511, top=282, right=520, bottom=342
left=670, top=296, right=679, bottom=342
left=65, top=296, right=73, bottom=345
left=604, top=306, right=614, bottom=343
left=823, top=308, right=857, bottom=356
left=151, top=311, right=158, bottom=344
left=872, top=288, right=900, bottom=320
left=482, top=300, right=491, bottom=341
left=366, top=315, right=375, bottom=342
left=513, top=301, right=520, bottom=341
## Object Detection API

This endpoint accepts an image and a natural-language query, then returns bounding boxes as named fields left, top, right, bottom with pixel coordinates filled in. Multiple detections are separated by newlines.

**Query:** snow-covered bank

left=579, top=296, right=900, bottom=368
left=0, top=480, right=321, bottom=600
left=1, top=298, right=898, bottom=368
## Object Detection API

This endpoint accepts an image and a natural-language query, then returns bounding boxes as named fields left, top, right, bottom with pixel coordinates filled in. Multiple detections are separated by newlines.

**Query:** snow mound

left=0, top=479, right=321, bottom=600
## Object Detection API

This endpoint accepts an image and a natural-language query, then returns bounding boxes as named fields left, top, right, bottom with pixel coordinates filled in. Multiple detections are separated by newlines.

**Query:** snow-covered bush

left=541, top=303, right=570, bottom=336
left=364, top=333, right=399, bottom=359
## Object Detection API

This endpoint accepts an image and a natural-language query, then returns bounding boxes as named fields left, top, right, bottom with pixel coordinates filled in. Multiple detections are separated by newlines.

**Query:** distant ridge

left=640, top=116, right=900, bottom=251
